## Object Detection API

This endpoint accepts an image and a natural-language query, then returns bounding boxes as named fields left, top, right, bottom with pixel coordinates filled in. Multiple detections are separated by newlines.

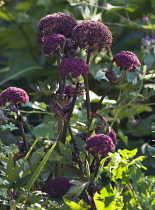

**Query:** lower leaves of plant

left=1, top=1, right=155, bottom=210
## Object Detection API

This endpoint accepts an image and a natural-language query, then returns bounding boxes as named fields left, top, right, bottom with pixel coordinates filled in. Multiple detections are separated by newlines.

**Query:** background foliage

left=1, top=0, right=155, bottom=209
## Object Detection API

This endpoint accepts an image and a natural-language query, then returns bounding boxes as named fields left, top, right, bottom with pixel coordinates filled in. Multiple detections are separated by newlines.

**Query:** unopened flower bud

left=105, top=70, right=117, bottom=82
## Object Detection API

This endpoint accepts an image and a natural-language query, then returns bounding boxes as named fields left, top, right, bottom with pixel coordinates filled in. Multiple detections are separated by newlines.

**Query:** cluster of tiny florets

left=46, top=177, right=72, bottom=198
left=112, top=51, right=141, bottom=72
left=85, top=134, right=115, bottom=156
left=0, top=87, right=29, bottom=106
left=43, top=34, right=65, bottom=56
left=59, top=57, right=89, bottom=78
left=36, top=12, right=77, bottom=43
left=71, top=20, right=112, bottom=53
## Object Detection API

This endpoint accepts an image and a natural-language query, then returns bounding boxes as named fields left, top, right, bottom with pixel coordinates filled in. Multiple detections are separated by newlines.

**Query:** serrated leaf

left=119, top=149, right=137, bottom=159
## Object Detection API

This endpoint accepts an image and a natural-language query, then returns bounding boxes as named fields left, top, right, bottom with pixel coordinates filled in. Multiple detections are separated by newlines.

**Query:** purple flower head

left=112, top=51, right=141, bottom=72
left=143, top=16, right=149, bottom=22
left=46, top=177, right=72, bottom=198
left=71, top=20, right=112, bottom=53
left=59, top=57, right=89, bottom=78
left=36, top=12, right=77, bottom=44
left=150, top=38, right=155, bottom=44
left=85, top=134, right=115, bottom=156
left=0, top=87, right=29, bottom=106
left=108, top=127, right=116, bottom=145
left=43, top=34, right=65, bottom=57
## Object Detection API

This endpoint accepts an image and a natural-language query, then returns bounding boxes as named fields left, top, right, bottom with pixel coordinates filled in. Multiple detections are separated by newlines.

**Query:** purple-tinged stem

left=84, top=51, right=91, bottom=120
left=94, top=70, right=127, bottom=113
left=68, top=126, right=84, bottom=174
left=62, top=93, right=77, bottom=144
left=56, top=51, right=63, bottom=142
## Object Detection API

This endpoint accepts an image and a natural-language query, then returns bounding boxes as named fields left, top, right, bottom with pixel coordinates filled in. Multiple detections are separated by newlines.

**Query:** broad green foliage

left=1, top=0, right=155, bottom=209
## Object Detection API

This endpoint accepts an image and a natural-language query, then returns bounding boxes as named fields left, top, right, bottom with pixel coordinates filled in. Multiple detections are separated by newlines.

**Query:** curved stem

left=94, top=83, right=114, bottom=113
left=94, top=70, right=126, bottom=113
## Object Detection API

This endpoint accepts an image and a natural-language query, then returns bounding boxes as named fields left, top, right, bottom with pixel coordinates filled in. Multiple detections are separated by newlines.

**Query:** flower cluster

left=71, top=20, right=112, bottom=53
left=112, top=51, right=141, bottom=72
left=59, top=57, right=89, bottom=78
left=85, top=134, right=115, bottom=156
left=43, top=34, right=65, bottom=56
left=46, top=177, right=72, bottom=198
left=36, top=12, right=77, bottom=43
left=0, top=87, right=29, bottom=106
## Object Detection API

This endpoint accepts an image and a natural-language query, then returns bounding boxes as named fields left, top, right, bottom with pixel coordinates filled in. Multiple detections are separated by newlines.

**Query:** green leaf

left=58, top=142, right=72, bottom=163
left=147, top=145, right=155, bottom=156
left=119, top=149, right=137, bottom=159
left=74, top=136, right=86, bottom=154
left=5, top=153, right=14, bottom=176
left=16, top=140, right=57, bottom=203
left=6, top=138, right=41, bottom=189
left=0, top=11, right=15, bottom=21
left=15, top=2, right=33, bottom=10
left=126, top=71, right=138, bottom=84
left=94, top=184, right=117, bottom=210
left=144, top=55, right=155, bottom=68
left=64, top=198, right=87, bottom=210
left=117, top=129, right=128, bottom=146
left=106, top=3, right=138, bottom=12
left=118, top=105, right=152, bottom=119
left=32, top=123, right=57, bottom=139
left=64, top=181, right=89, bottom=197
left=126, top=114, right=155, bottom=137
left=0, top=66, right=42, bottom=86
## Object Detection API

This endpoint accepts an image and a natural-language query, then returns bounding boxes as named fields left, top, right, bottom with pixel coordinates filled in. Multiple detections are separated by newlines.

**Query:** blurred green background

left=1, top=0, right=155, bottom=173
